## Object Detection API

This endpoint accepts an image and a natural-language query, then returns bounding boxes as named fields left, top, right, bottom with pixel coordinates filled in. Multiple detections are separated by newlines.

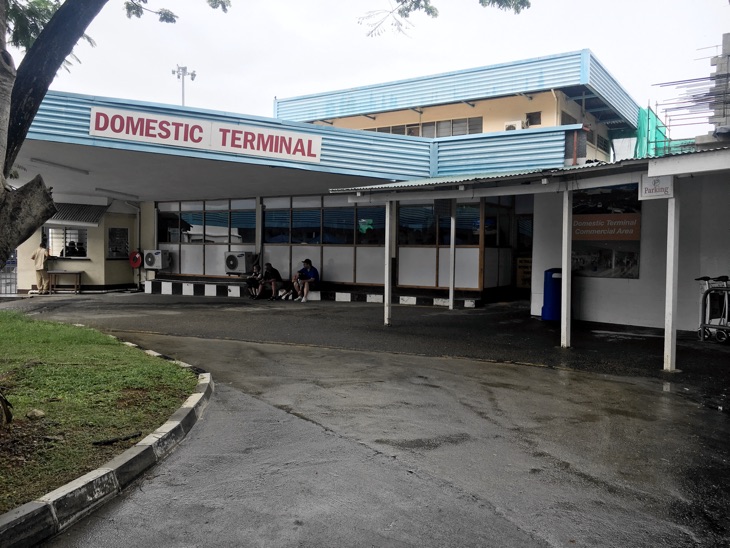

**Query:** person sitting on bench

left=246, top=264, right=263, bottom=299
left=261, top=262, right=283, bottom=301
left=292, top=258, right=319, bottom=303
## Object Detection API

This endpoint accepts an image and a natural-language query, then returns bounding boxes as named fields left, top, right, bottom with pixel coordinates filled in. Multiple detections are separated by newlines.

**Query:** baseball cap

left=302, top=258, right=312, bottom=265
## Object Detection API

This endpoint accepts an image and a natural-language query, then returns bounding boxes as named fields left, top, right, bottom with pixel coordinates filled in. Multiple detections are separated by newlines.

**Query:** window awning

left=46, top=203, right=110, bottom=227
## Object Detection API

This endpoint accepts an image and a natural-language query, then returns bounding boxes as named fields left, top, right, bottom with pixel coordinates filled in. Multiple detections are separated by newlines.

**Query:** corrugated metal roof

left=275, top=50, right=640, bottom=131
left=31, top=92, right=598, bottom=183
left=30, top=91, right=434, bottom=181
left=435, top=126, right=574, bottom=175
left=48, top=203, right=110, bottom=226
left=331, top=158, right=651, bottom=193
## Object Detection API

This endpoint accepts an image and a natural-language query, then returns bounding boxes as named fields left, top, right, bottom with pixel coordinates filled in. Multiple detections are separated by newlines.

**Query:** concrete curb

left=0, top=347, right=213, bottom=548
left=145, top=279, right=479, bottom=308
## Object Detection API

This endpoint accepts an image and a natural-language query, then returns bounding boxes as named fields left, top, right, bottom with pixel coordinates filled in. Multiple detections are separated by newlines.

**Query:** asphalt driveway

left=3, top=293, right=729, bottom=547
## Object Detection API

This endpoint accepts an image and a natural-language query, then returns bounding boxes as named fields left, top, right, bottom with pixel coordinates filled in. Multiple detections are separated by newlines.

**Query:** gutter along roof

left=331, top=158, right=653, bottom=195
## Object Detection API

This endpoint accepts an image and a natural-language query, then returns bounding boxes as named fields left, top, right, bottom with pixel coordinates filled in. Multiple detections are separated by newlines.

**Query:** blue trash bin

left=541, top=268, right=562, bottom=321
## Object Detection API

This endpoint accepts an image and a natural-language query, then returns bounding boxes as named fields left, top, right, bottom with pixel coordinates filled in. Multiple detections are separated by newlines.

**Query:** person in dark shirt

left=64, top=241, right=77, bottom=257
left=261, top=262, right=283, bottom=301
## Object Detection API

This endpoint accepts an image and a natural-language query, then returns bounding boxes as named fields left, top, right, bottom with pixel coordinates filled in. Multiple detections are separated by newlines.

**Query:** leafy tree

left=363, top=0, right=530, bottom=36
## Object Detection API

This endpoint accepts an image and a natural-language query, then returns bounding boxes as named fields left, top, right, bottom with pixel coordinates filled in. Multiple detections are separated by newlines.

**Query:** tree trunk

left=0, top=0, right=109, bottom=267
left=0, top=175, right=56, bottom=267
left=5, top=0, right=109, bottom=177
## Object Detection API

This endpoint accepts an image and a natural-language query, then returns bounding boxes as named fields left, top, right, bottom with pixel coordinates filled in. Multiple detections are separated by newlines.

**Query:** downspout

left=573, top=130, right=579, bottom=166
left=125, top=201, right=142, bottom=290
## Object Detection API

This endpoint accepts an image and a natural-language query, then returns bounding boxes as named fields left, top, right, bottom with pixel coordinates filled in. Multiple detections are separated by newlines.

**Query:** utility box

left=541, top=268, right=562, bottom=321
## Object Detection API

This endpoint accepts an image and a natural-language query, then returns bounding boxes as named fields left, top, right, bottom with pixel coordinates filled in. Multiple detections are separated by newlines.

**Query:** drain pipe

left=125, top=201, right=142, bottom=291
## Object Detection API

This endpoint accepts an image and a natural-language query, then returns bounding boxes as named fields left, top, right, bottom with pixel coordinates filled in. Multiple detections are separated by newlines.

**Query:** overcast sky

left=12, top=0, right=730, bottom=139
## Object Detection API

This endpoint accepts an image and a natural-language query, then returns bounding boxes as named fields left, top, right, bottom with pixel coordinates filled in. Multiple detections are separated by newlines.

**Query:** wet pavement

left=2, top=293, right=729, bottom=547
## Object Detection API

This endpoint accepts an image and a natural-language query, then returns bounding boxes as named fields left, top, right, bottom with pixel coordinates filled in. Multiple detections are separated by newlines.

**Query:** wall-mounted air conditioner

left=504, top=120, right=524, bottom=131
left=224, top=251, right=254, bottom=274
left=143, top=250, right=172, bottom=270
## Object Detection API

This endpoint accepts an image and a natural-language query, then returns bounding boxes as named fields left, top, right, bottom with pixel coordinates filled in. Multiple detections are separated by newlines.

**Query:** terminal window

left=49, top=227, right=87, bottom=258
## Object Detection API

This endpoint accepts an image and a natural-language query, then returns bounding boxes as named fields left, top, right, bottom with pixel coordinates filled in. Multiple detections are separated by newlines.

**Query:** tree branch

left=4, top=0, right=109, bottom=177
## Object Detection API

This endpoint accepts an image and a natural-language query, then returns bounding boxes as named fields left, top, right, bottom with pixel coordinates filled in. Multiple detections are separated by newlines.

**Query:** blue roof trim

left=273, top=50, right=640, bottom=131
left=585, top=55, right=641, bottom=128
left=27, top=90, right=580, bottom=183
left=580, top=50, right=590, bottom=84
left=275, top=50, right=586, bottom=121
left=28, top=91, right=434, bottom=180
left=435, top=126, right=576, bottom=175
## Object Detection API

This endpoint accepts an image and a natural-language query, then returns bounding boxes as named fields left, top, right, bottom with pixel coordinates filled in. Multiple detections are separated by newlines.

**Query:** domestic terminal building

left=14, top=45, right=730, bottom=369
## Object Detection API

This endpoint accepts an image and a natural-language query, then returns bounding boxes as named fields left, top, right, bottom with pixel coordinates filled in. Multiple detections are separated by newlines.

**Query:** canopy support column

left=664, top=195, right=680, bottom=371
left=449, top=199, right=456, bottom=310
left=561, top=188, right=573, bottom=348
left=384, top=200, right=394, bottom=326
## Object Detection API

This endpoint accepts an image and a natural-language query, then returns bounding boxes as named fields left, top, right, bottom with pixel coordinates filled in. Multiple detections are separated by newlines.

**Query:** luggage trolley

left=696, top=275, right=730, bottom=343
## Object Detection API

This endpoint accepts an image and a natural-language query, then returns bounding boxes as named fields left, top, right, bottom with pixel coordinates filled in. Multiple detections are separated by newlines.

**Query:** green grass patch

left=0, top=311, right=199, bottom=514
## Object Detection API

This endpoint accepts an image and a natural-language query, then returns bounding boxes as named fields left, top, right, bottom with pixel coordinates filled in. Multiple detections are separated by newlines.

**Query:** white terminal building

left=14, top=43, right=730, bottom=369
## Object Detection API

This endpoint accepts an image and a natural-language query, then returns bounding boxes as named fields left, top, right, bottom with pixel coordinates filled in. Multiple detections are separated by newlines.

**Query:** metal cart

left=696, top=275, right=730, bottom=343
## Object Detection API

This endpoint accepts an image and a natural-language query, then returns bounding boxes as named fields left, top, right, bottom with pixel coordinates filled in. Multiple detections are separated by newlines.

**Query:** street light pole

left=171, top=65, right=196, bottom=106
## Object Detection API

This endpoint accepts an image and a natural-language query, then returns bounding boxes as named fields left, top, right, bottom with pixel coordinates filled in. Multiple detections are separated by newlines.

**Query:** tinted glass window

left=323, top=208, right=354, bottom=244
left=292, top=209, right=321, bottom=244
left=264, top=210, right=290, bottom=244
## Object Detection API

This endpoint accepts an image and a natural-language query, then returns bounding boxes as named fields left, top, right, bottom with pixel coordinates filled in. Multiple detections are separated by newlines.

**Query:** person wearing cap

left=292, top=258, right=319, bottom=303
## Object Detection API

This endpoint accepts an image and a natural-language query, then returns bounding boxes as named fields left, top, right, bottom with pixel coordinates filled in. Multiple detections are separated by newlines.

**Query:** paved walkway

left=2, top=294, right=729, bottom=547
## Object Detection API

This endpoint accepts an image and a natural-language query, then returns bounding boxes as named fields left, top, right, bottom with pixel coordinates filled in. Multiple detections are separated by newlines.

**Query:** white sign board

left=639, top=175, right=674, bottom=200
left=90, top=107, right=322, bottom=164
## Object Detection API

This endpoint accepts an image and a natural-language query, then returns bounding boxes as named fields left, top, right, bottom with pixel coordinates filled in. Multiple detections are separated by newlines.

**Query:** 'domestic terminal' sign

left=90, top=107, right=322, bottom=164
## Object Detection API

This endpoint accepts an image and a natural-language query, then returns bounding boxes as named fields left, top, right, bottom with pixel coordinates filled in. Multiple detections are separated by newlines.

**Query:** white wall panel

left=205, top=245, right=228, bottom=276
left=323, top=247, right=355, bottom=283
left=531, top=193, right=563, bottom=315
left=356, top=247, right=385, bottom=284
left=179, top=245, right=204, bottom=275
left=437, top=247, right=480, bottom=289
left=399, top=247, right=437, bottom=287
left=263, top=246, right=292, bottom=279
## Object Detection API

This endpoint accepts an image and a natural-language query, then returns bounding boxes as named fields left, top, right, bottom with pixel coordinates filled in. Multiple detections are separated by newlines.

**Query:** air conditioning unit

left=143, top=250, right=172, bottom=270
left=504, top=120, right=524, bottom=131
left=224, top=251, right=254, bottom=274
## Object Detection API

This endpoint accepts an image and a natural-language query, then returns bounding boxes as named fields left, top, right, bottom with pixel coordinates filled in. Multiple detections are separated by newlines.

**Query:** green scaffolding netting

left=632, top=107, right=693, bottom=158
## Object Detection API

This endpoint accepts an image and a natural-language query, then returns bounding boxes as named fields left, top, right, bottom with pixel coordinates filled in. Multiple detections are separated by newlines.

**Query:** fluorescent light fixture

left=30, top=157, right=90, bottom=175
left=94, top=187, right=140, bottom=200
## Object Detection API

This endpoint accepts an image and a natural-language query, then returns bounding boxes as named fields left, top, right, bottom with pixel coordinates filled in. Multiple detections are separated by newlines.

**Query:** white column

left=664, top=195, right=680, bottom=371
left=449, top=199, right=456, bottom=310
left=561, top=189, right=573, bottom=348
left=384, top=200, right=393, bottom=326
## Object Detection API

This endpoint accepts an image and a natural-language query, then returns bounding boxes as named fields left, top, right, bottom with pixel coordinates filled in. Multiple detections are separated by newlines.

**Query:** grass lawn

left=0, top=311, right=199, bottom=514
